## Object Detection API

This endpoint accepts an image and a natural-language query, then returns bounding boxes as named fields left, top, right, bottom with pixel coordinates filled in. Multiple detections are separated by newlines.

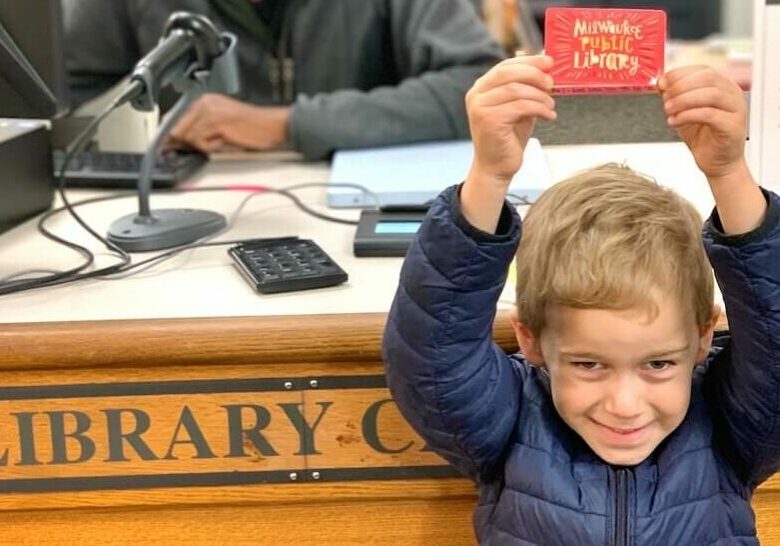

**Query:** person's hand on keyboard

left=166, top=94, right=291, bottom=154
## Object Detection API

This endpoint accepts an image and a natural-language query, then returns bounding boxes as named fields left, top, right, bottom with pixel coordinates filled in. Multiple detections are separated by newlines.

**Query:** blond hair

left=515, top=164, right=713, bottom=336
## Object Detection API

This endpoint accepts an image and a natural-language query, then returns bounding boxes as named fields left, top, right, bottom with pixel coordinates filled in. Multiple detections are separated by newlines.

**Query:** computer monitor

left=749, top=0, right=780, bottom=192
left=0, top=0, right=63, bottom=233
left=0, top=0, right=67, bottom=118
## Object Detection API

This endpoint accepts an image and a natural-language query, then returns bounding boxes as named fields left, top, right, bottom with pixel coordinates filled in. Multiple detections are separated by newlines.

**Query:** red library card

left=544, top=7, right=667, bottom=94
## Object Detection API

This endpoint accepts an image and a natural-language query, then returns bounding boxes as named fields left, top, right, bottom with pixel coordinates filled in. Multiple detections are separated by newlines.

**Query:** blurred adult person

left=63, top=0, right=503, bottom=160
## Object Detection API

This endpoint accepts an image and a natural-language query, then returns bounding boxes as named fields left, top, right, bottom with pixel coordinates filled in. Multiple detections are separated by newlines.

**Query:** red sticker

left=544, top=7, right=667, bottom=94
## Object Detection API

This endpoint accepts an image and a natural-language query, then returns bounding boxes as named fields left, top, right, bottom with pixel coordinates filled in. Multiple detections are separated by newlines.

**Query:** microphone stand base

left=107, top=209, right=226, bottom=252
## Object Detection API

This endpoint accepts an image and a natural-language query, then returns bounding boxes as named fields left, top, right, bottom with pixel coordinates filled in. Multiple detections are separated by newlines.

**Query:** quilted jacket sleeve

left=382, top=184, right=528, bottom=481
left=703, top=188, right=780, bottom=488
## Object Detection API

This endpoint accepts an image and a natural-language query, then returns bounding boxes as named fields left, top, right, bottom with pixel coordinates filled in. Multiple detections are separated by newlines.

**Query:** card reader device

left=353, top=206, right=428, bottom=257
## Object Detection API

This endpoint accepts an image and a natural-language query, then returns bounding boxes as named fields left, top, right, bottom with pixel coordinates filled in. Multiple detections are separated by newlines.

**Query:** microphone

left=106, top=12, right=240, bottom=252
left=128, top=12, right=227, bottom=112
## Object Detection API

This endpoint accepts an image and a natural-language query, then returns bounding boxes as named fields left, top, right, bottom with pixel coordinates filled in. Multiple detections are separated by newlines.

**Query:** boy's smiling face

left=514, top=296, right=717, bottom=466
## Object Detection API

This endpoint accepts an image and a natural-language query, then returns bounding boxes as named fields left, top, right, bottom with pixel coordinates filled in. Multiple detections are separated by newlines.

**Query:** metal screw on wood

left=309, top=379, right=318, bottom=388
left=312, top=472, right=321, bottom=480
left=284, top=381, right=293, bottom=390
left=289, top=472, right=298, bottom=481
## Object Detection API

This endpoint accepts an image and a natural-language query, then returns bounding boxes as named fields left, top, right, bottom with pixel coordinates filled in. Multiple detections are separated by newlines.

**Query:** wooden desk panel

left=757, top=481, right=780, bottom=545
left=0, top=312, right=776, bottom=545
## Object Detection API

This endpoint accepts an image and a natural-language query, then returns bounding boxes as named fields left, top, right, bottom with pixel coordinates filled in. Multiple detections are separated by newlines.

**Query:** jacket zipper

left=613, top=468, right=630, bottom=546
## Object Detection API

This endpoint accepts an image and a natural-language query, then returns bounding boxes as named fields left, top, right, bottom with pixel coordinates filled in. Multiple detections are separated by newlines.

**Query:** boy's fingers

left=474, top=82, right=555, bottom=109
left=498, top=99, right=557, bottom=123
left=667, top=107, right=726, bottom=128
left=661, top=67, right=734, bottom=101
left=662, top=69, right=718, bottom=98
left=658, top=65, right=710, bottom=91
left=474, top=65, right=553, bottom=94
left=473, top=58, right=554, bottom=94
left=664, top=86, right=740, bottom=117
left=501, top=54, right=554, bottom=69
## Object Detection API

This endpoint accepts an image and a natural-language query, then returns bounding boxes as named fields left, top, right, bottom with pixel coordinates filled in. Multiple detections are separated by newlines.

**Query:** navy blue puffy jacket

left=383, top=185, right=780, bottom=545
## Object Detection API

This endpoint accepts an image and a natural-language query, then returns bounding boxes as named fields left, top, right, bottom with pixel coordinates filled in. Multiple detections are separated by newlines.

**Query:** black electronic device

left=0, top=120, right=54, bottom=233
left=229, top=237, right=348, bottom=294
left=353, top=208, right=427, bottom=257
left=52, top=149, right=208, bottom=189
left=0, top=0, right=67, bottom=233
left=0, top=0, right=67, bottom=118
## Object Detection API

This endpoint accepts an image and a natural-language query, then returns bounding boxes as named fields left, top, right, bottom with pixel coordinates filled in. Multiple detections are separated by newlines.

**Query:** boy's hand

left=661, top=66, right=766, bottom=234
left=467, top=55, right=556, bottom=184
left=659, top=66, right=747, bottom=181
left=462, top=55, right=556, bottom=233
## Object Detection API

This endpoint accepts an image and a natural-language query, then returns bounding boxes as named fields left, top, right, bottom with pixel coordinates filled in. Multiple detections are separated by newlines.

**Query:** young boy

left=383, top=56, right=780, bottom=545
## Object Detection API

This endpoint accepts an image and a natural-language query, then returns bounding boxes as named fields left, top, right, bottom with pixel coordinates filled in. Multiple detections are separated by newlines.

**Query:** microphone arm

left=106, top=12, right=240, bottom=252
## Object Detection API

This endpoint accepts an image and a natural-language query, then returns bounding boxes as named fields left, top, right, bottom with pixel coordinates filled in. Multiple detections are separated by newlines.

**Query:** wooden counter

left=0, top=312, right=776, bottom=545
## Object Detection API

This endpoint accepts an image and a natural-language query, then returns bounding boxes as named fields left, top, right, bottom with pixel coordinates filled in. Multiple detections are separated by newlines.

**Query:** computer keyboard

left=52, top=150, right=208, bottom=189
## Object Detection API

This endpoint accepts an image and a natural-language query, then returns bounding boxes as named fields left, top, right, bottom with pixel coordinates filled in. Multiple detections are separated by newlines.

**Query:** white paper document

left=327, top=138, right=553, bottom=208
left=749, top=0, right=780, bottom=191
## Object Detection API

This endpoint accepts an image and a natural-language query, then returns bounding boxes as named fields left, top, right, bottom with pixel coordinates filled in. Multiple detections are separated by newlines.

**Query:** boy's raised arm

left=662, top=66, right=780, bottom=486
left=661, top=66, right=766, bottom=233
left=461, top=56, right=557, bottom=233
left=382, top=56, right=556, bottom=480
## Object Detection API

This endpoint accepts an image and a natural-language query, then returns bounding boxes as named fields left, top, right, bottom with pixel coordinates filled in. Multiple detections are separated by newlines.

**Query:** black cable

left=507, top=193, right=534, bottom=206
left=103, top=184, right=365, bottom=278
left=0, top=192, right=132, bottom=291
left=52, top=82, right=144, bottom=260
left=1, top=180, right=372, bottom=294
left=103, top=238, right=251, bottom=278
left=101, top=188, right=262, bottom=280
left=274, top=187, right=359, bottom=226
left=0, top=83, right=143, bottom=295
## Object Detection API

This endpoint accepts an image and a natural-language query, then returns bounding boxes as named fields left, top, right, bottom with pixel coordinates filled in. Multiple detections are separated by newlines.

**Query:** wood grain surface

left=0, top=310, right=771, bottom=545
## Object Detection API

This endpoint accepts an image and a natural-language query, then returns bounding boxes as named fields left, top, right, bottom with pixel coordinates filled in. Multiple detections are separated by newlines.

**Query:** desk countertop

left=0, top=142, right=715, bottom=324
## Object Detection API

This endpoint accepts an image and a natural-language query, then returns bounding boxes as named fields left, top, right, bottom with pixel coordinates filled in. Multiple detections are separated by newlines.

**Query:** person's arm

left=661, top=66, right=780, bottom=487
left=383, top=55, right=556, bottom=480
left=383, top=186, right=525, bottom=480
left=290, top=0, right=504, bottom=160
left=703, top=189, right=780, bottom=488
